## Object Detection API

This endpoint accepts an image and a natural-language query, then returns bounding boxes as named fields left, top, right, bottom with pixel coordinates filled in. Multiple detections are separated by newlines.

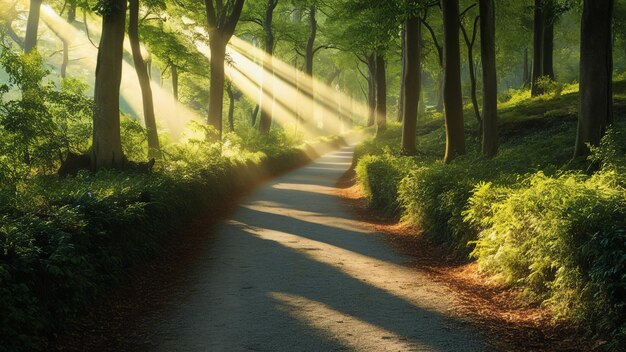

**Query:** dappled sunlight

left=271, top=182, right=339, bottom=195
left=270, top=292, right=427, bottom=351
left=229, top=218, right=454, bottom=313
left=241, top=202, right=371, bottom=234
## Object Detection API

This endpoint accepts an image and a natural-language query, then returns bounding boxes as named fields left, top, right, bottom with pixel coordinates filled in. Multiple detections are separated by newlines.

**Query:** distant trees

left=258, top=0, right=278, bottom=134
left=574, top=0, right=614, bottom=157
left=91, top=0, right=127, bottom=170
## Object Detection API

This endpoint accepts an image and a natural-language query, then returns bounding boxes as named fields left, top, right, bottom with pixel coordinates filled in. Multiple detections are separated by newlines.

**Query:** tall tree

left=479, top=0, right=498, bottom=157
left=459, top=5, right=480, bottom=126
left=441, top=0, right=465, bottom=163
left=92, top=0, right=127, bottom=169
left=574, top=0, right=614, bottom=157
left=24, top=0, right=43, bottom=53
left=128, top=0, right=161, bottom=159
left=530, top=0, right=544, bottom=96
left=258, top=0, right=278, bottom=134
left=374, top=52, right=387, bottom=136
left=204, top=0, right=245, bottom=139
left=401, top=1, right=421, bottom=155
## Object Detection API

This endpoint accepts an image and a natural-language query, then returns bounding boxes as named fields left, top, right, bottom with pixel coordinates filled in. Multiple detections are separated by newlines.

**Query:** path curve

left=140, top=146, right=489, bottom=352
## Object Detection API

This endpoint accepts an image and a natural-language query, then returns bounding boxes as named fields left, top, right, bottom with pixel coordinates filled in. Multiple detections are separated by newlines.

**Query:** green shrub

left=465, top=170, right=626, bottom=346
left=355, top=150, right=415, bottom=216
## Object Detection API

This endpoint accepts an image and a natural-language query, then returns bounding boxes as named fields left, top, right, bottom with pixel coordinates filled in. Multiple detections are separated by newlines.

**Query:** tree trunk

left=367, top=54, right=376, bottom=127
left=226, top=84, right=235, bottom=132
left=208, top=37, right=226, bottom=139
left=259, top=0, right=277, bottom=134
left=531, top=0, right=544, bottom=96
left=441, top=0, right=466, bottom=163
left=401, top=11, right=421, bottom=155
left=522, top=47, right=529, bottom=87
left=480, top=0, right=498, bottom=157
left=398, top=24, right=406, bottom=123
left=251, top=104, right=260, bottom=126
left=129, top=0, right=161, bottom=159
left=543, top=20, right=555, bottom=80
left=68, top=0, right=76, bottom=22
left=92, top=0, right=127, bottom=170
left=574, top=0, right=614, bottom=157
left=461, top=16, right=481, bottom=126
left=375, top=53, right=387, bottom=136
left=24, top=0, right=43, bottom=53
left=171, top=64, right=179, bottom=101
left=304, top=5, right=317, bottom=128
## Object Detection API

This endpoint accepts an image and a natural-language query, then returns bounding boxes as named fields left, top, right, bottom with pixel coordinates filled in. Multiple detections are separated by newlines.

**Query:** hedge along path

left=126, top=145, right=490, bottom=352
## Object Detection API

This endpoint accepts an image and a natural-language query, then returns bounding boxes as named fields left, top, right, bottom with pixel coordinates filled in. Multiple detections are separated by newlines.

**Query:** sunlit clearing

left=270, top=292, right=426, bottom=351
left=31, top=3, right=203, bottom=140
left=230, top=218, right=453, bottom=312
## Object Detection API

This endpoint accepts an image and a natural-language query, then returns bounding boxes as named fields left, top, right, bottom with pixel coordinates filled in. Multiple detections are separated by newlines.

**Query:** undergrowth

left=353, top=81, right=626, bottom=349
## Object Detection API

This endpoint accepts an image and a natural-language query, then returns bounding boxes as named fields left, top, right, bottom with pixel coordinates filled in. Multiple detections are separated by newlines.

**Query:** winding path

left=139, top=146, right=489, bottom=351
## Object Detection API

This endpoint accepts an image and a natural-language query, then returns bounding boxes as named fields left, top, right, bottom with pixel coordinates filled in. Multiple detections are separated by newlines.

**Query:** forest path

left=139, top=145, right=489, bottom=352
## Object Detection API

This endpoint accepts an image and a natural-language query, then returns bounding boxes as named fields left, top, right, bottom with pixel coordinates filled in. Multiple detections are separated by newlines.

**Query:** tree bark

left=461, top=15, right=481, bottom=126
left=441, top=0, right=465, bottom=163
left=398, top=24, right=406, bottom=123
left=531, top=0, right=544, bottom=96
left=367, top=54, right=376, bottom=127
left=304, top=5, right=317, bottom=128
left=375, top=53, right=387, bottom=136
left=208, top=37, right=226, bottom=137
left=24, top=0, right=43, bottom=53
left=259, top=0, right=278, bottom=134
left=543, top=20, right=554, bottom=80
left=574, top=0, right=614, bottom=157
left=401, top=11, right=421, bottom=155
left=129, top=0, right=160, bottom=159
left=204, top=0, right=245, bottom=139
left=479, top=0, right=498, bottom=157
left=92, top=0, right=127, bottom=170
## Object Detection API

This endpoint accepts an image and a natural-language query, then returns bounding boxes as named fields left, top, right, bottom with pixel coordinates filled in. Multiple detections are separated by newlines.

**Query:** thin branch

left=83, top=10, right=98, bottom=49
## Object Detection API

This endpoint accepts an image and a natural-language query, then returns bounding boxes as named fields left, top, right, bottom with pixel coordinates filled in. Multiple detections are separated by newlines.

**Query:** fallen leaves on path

left=335, top=168, right=597, bottom=352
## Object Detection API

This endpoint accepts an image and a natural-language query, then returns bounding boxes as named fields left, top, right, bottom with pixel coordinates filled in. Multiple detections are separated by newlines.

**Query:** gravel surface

left=136, top=146, right=490, bottom=352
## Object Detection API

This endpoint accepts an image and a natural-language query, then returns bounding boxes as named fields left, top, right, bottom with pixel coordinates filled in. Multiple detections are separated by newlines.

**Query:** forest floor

left=335, top=170, right=598, bottom=352
left=54, top=145, right=492, bottom=352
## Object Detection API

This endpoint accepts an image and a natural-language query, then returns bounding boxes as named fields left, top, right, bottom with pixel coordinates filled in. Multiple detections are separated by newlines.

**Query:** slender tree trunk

left=480, top=0, right=498, bottom=157
left=68, top=1, right=76, bottom=22
left=208, top=37, right=226, bottom=139
left=398, top=24, right=406, bottom=123
left=171, top=64, right=179, bottom=101
left=401, top=11, right=421, bottom=155
left=441, top=0, right=465, bottom=163
left=375, top=53, right=387, bottom=136
left=522, top=47, right=529, bottom=87
left=60, top=0, right=76, bottom=77
left=461, top=16, right=481, bottom=126
left=24, top=0, right=43, bottom=53
left=259, top=0, right=278, bottom=134
left=304, top=5, right=317, bottom=128
left=543, top=21, right=555, bottom=80
left=531, top=0, right=544, bottom=96
left=92, top=0, right=127, bottom=170
left=367, top=55, right=376, bottom=127
left=574, top=0, right=614, bottom=157
left=226, top=84, right=235, bottom=132
left=129, top=0, right=160, bottom=159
